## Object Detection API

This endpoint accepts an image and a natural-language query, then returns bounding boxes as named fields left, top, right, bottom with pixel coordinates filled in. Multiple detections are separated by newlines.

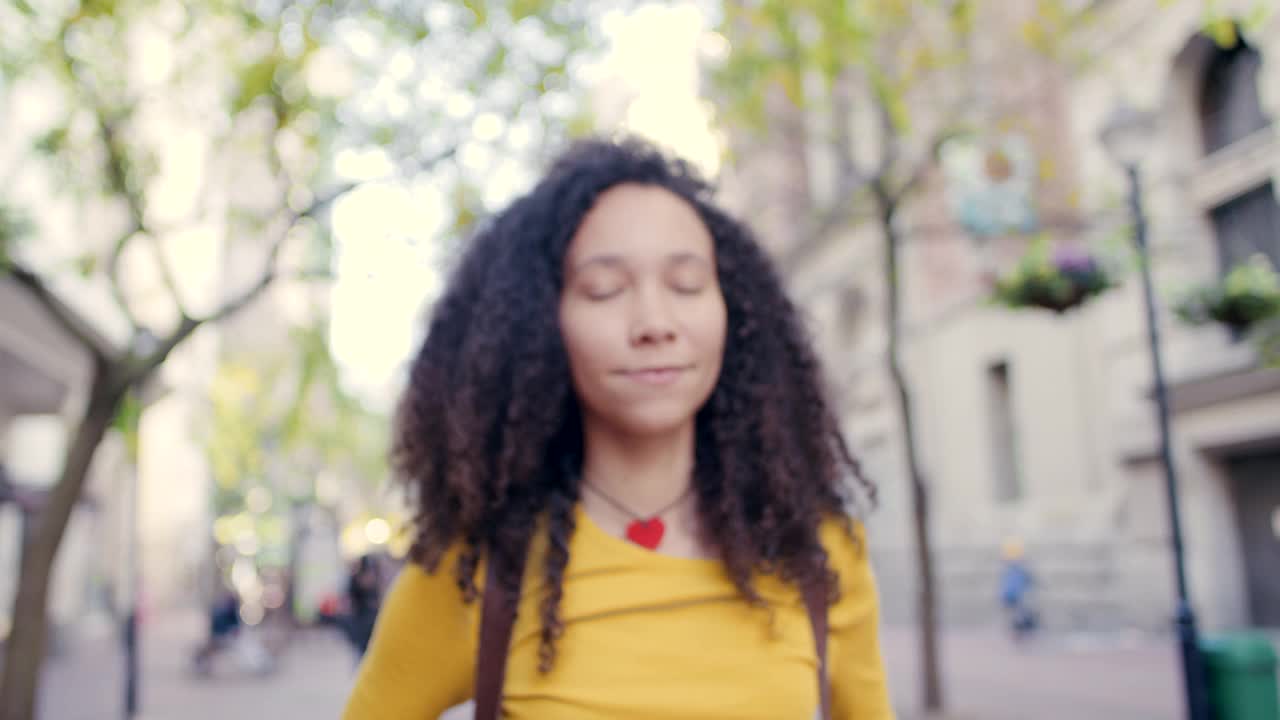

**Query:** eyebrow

left=569, top=254, right=626, bottom=274
left=569, top=251, right=712, bottom=274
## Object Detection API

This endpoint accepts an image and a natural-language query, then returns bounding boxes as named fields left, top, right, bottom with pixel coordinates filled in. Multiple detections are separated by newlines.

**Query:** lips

left=617, top=365, right=691, bottom=386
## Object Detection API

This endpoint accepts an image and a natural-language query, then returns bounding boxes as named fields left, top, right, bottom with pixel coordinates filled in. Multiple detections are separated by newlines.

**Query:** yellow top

left=343, top=506, right=895, bottom=719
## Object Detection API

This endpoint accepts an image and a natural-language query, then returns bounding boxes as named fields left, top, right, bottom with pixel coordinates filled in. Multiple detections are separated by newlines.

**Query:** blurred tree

left=711, top=0, right=1093, bottom=712
left=202, top=320, right=390, bottom=622
left=204, top=324, right=386, bottom=517
left=0, top=1, right=602, bottom=716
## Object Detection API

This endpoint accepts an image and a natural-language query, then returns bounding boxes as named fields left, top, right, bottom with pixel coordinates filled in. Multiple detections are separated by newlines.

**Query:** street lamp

left=1099, top=101, right=1210, bottom=720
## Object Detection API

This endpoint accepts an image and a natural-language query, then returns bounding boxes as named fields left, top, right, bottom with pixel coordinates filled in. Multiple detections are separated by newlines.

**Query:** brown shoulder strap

left=476, top=548, right=831, bottom=720
left=474, top=549, right=524, bottom=720
left=802, top=580, right=832, bottom=720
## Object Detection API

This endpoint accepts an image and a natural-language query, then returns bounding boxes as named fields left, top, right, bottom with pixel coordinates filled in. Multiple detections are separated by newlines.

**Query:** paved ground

left=880, top=624, right=1182, bottom=720
left=36, top=611, right=356, bottom=720
left=32, top=614, right=1206, bottom=719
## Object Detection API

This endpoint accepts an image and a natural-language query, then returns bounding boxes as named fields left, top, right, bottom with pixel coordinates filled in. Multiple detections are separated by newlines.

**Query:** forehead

left=566, top=183, right=714, bottom=263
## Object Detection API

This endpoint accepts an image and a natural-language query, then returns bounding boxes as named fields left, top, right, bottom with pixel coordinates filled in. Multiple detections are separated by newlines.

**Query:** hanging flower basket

left=990, top=239, right=1118, bottom=314
left=1174, top=255, right=1280, bottom=333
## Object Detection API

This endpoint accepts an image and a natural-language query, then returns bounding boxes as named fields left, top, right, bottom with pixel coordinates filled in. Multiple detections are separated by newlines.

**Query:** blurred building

left=0, top=39, right=218, bottom=639
left=0, top=279, right=131, bottom=648
left=723, top=0, right=1280, bottom=633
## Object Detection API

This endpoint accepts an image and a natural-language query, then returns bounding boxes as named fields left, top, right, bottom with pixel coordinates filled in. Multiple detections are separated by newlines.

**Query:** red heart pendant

left=625, top=518, right=665, bottom=550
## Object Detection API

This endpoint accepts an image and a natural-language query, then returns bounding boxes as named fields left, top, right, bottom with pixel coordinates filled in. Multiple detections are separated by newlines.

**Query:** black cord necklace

left=581, top=482, right=693, bottom=549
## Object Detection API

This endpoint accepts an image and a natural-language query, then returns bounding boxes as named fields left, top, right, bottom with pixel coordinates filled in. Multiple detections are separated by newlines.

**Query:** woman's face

left=559, top=183, right=727, bottom=437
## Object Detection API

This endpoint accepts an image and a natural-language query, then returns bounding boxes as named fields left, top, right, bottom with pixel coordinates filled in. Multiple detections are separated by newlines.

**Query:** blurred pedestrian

left=342, top=138, right=892, bottom=719
left=343, top=554, right=382, bottom=659
left=999, top=537, right=1039, bottom=643
left=191, top=585, right=241, bottom=675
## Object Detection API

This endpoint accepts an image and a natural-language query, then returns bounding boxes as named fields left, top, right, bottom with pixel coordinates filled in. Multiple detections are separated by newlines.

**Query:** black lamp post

left=1099, top=102, right=1210, bottom=720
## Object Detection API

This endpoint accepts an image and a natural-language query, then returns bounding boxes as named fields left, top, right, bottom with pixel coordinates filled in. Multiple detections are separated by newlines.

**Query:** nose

left=629, top=285, right=677, bottom=346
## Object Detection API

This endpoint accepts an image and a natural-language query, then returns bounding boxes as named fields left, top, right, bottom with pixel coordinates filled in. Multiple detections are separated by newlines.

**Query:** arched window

left=1198, top=35, right=1279, bottom=273
left=1199, top=38, right=1269, bottom=154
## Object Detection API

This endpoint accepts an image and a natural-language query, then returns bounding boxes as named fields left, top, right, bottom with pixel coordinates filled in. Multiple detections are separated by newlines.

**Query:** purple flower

left=1052, top=243, right=1097, bottom=274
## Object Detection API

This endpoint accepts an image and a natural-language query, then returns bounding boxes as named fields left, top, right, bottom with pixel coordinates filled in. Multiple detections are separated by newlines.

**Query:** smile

left=617, top=366, right=692, bottom=386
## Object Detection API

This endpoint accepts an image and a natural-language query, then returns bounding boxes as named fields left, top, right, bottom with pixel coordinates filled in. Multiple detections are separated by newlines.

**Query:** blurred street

left=881, top=625, right=1181, bottom=720
left=37, top=611, right=355, bottom=720
left=33, top=613, right=1189, bottom=720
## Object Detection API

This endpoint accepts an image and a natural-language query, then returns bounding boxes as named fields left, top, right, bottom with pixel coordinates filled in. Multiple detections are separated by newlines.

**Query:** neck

left=579, top=417, right=696, bottom=515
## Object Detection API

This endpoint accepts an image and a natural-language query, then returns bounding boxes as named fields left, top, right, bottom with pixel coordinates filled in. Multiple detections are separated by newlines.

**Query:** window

left=1198, top=34, right=1280, bottom=278
left=987, top=361, right=1022, bottom=502
left=1211, top=182, right=1280, bottom=273
left=1199, top=38, right=1269, bottom=155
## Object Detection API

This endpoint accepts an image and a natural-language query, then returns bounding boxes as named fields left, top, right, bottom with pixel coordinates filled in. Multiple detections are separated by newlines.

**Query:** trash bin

left=1201, top=633, right=1279, bottom=720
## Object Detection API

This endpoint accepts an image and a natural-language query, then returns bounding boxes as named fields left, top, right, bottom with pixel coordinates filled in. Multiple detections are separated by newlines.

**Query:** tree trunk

left=0, top=367, right=125, bottom=720
left=286, top=499, right=309, bottom=626
left=880, top=194, right=943, bottom=712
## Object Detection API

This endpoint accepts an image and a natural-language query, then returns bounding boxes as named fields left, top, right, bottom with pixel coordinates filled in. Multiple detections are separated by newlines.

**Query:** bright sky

left=2, top=2, right=724, bottom=413
left=328, top=1, right=723, bottom=409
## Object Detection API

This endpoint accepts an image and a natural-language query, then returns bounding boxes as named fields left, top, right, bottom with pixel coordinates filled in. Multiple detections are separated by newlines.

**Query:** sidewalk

left=37, top=610, right=355, bottom=720
left=36, top=615, right=1189, bottom=720
left=881, top=624, right=1181, bottom=720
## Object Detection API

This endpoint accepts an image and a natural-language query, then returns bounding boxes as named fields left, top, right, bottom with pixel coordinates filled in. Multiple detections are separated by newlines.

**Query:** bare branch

left=291, top=268, right=335, bottom=283
left=147, top=235, right=189, bottom=318
left=97, top=116, right=146, bottom=231
left=779, top=184, right=871, bottom=276
left=200, top=231, right=288, bottom=326
left=398, top=145, right=459, bottom=181
left=830, top=69, right=860, bottom=193
left=139, top=315, right=199, bottom=381
left=872, top=86, right=900, bottom=180
left=104, top=230, right=143, bottom=335
left=895, top=129, right=954, bottom=203
left=7, top=263, right=110, bottom=360
left=88, top=82, right=148, bottom=336
left=193, top=171, right=356, bottom=328
left=184, top=142, right=458, bottom=358
left=780, top=125, right=950, bottom=277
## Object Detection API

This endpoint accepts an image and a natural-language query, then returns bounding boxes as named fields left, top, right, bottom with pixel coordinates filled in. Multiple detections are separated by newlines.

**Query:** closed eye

left=667, top=258, right=712, bottom=295
left=670, top=281, right=706, bottom=295
left=572, top=264, right=629, bottom=301
left=584, top=286, right=624, bottom=301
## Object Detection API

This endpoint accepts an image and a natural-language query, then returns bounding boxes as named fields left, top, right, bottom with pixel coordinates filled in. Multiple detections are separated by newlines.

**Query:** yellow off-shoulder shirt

left=343, top=506, right=894, bottom=719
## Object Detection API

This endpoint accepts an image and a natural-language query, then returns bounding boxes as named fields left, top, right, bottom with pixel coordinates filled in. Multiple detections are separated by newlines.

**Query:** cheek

left=692, top=296, right=729, bottom=358
left=558, top=304, right=613, bottom=376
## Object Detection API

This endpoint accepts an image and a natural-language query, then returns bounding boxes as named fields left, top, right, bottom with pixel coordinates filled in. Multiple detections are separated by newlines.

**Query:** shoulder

left=343, top=548, right=478, bottom=718
left=814, top=512, right=875, bottom=614
left=817, top=513, right=868, bottom=571
left=381, top=546, right=476, bottom=627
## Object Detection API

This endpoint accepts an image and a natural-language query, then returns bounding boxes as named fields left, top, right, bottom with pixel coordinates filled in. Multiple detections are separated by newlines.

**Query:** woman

left=343, top=138, right=893, bottom=719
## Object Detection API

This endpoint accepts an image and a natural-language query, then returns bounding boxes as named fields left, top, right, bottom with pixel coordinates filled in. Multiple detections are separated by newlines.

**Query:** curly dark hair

left=394, top=136, right=873, bottom=672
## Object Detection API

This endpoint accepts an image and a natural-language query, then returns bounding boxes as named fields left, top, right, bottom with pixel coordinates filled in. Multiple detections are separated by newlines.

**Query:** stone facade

left=723, top=0, right=1280, bottom=633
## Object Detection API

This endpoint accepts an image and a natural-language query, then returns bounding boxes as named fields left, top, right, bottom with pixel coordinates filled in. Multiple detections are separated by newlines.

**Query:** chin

left=609, top=403, right=703, bottom=438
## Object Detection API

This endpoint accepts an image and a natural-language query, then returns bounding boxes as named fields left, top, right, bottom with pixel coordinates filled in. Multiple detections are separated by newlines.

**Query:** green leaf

left=463, top=0, right=488, bottom=26
left=81, top=0, right=119, bottom=18
left=1204, top=17, right=1238, bottom=48
left=950, top=0, right=974, bottom=34
left=73, top=253, right=97, bottom=277
left=564, top=109, right=597, bottom=139
left=371, top=124, right=397, bottom=146
left=483, top=44, right=508, bottom=78
left=232, top=54, right=281, bottom=114
left=113, top=391, right=143, bottom=461
left=0, top=203, right=32, bottom=264
left=510, top=0, right=547, bottom=22
left=1242, top=3, right=1274, bottom=33
left=33, top=127, right=69, bottom=156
